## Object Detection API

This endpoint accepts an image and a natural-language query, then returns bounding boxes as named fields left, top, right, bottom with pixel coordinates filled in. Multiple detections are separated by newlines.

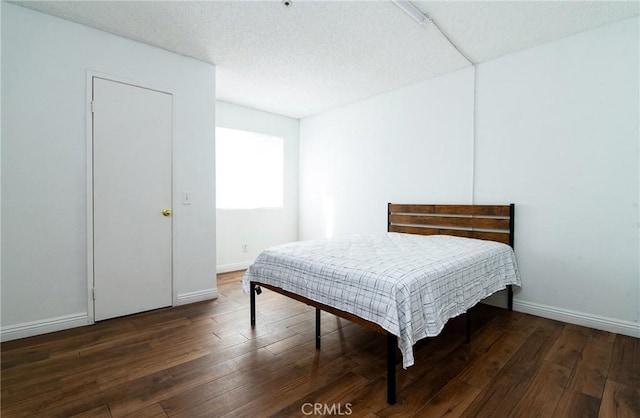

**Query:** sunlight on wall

left=324, top=195, right=335, bottom=239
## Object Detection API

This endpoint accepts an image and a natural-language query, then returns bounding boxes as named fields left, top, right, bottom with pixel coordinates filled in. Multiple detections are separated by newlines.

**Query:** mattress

left=243, top=232, right=521, bottom=368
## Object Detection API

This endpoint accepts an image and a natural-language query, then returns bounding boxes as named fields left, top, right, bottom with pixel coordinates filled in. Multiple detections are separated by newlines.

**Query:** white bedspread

left=242, top=233, right=521, bottom=368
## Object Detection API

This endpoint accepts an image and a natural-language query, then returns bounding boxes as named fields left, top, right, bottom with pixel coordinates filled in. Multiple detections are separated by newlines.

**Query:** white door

left=92, top=77, right=173, bottom=321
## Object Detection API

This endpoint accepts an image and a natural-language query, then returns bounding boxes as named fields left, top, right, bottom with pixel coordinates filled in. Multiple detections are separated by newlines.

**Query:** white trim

left=470, top=64, right=477, bottom=204
left=513, top=300, right=640, bottom=338
left=170, top=90, right=178, bottom=306
left=176, top=288, right=218, bottom=305
left=1, top=313, right=90, bottom=342
left=217, top=261, right=253, bottom=274
left=86, top=71, right=95, bottom=325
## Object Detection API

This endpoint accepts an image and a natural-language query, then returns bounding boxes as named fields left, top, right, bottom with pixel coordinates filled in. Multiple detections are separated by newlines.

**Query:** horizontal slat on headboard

left=389, top=214, right=510, bottom=230
left=388, top=203, right=515, bottom=247
left=388, top=204, right=510, bottom=217
left=388, top=225, right=511, bottom=245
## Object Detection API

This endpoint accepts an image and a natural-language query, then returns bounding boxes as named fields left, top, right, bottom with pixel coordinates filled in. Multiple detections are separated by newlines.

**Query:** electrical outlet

left=242, top=243, right=248, bottom=252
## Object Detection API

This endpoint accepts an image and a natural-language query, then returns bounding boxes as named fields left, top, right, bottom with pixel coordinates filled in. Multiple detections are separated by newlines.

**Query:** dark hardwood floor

left=2, top=270, right=639, bottom=417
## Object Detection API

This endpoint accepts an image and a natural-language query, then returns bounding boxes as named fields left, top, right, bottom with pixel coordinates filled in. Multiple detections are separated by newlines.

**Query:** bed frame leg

left=250, top=282, right=256, bottom=328
left=466, top=310, right=471, bottom=344
left=508, top=285, right=513, bottom=311
left=387, top=333, right=397, bottom=405
left=315, top=308, right=321, bottom=349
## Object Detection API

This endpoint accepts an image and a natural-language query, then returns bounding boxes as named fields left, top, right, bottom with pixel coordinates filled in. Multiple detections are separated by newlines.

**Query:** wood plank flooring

left=2, top=270, right=639, bottom=417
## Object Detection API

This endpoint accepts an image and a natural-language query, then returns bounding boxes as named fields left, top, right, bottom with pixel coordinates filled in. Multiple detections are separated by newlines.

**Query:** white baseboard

left=217, top=262, right=252, bottom=274
left=513, top=300, right=640, bottom=338
left=3, top=294, right=635, bottom=343
left=1, top=313, right=90, bottom=342
left=176, top=288, right=219, bottom=305
left=1, top=290, right=220, bottom=342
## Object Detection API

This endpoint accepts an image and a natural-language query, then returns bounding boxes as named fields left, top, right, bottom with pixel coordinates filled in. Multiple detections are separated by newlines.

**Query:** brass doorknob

left=162, top=208, right=172, bottom=217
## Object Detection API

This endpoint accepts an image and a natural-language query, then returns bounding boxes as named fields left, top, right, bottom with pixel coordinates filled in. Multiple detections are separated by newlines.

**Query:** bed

left=243, top=203, right=520, bottom=404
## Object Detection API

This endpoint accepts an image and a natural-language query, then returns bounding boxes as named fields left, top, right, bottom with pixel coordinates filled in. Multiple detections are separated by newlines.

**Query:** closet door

left=92, top=77, right=173, bottom=321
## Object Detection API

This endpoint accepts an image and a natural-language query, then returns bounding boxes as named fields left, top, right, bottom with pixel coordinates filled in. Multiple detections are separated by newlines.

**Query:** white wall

left=1, top=4, right=217, bottom=340
left=300, top=68, right=474, bottom=239
left=216, top=101, right=299, bottom=272
left=474, top=17, right=639, bottom=334
left=299, top=17, right=639, bottom=336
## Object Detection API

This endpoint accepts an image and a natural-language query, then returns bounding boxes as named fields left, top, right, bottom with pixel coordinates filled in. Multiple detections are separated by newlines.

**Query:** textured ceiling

left=12, top=1, right=640, bottom=119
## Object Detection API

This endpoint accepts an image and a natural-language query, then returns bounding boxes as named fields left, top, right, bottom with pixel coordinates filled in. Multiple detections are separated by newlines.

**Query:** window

left=215, top=127, right=284, bottom=209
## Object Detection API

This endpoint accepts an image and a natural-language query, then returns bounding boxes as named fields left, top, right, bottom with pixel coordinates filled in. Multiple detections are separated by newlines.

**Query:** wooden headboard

left=387, top=203, right=515, bottom=247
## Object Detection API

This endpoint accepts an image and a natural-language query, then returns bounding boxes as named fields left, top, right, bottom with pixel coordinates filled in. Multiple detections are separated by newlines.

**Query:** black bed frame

left=250, top=203, right=515, bottom=405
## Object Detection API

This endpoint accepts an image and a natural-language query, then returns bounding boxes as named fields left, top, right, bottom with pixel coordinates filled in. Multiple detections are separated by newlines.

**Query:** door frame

left=85, top=71, right=177, bottom=324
